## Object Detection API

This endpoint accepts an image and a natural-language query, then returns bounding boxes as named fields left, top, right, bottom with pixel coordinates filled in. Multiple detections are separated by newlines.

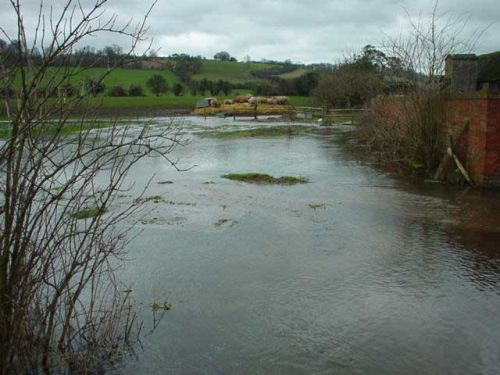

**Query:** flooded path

left=114, top=117, right=500, bottom=375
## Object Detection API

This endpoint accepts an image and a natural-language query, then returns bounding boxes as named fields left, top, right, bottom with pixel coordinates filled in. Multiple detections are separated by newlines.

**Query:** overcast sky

left=1, top=0, right=499, bottom=63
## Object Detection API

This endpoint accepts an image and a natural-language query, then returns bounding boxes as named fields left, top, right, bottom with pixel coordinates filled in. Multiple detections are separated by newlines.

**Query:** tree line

left=1, top=38, right=413, bottom=104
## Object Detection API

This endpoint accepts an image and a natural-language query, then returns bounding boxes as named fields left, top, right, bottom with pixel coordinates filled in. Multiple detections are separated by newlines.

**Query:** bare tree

left=359, top=2, right=485, bottom=174
left=385, top=1, right=484, bottom=88
left=0, top=1, right=183, bottom=373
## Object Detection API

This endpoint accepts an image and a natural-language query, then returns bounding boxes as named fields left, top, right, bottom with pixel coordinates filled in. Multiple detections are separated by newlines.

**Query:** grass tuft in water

left=201, top=126, right=311, bottom=139
left=222, top=173, right=308, bottom=185
left=134, top=195, right=165, bottom=204
left=71, top=207, right=106, bottom=220
left=151, top=302, right=172, bottom=311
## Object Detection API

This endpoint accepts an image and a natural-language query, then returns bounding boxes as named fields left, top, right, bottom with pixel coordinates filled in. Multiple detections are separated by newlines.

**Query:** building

left=444, top=51, right=500, bottom=187
left=196, top=97, right=219, bottom=109
left=445, top=52, right=500, bottom=92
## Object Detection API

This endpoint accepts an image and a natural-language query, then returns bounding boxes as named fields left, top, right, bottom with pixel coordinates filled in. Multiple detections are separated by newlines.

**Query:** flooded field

left=112, top=116, right=500, bottom=374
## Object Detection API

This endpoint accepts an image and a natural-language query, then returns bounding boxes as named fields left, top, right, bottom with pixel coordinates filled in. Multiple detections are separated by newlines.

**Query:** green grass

left=193, top=60, right=277, bottom=83
left=0, top=121, right=120, bottom=139
left=1, top=94, right=313, bottom=119
left=222, top=173, right=308, bottom=185
left=279, top=68, right=310, bottom=79
left=14, top=67, right=179, bottom=96
left=202, top=126, right=312, bottom=138
left=71, top=207, right=105, bottom=220
left=289, top=96, right=313, bottom=106
left=1, top=94, right=311, bottom=118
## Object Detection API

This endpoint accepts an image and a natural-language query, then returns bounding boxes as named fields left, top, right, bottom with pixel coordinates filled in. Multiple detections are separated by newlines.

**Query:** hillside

left=13, top=60, right=309, bottom=91
left=192, top=60, right=276, bottom=83
left=191, top=59, right=307, bottom=83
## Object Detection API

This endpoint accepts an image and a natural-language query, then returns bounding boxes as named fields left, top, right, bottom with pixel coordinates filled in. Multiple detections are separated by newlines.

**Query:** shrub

left=146, top=74, right=169, bottom=96
left=1, top=85, right=16, bottom=99
left=172, top=82, right=183, bottom=96
left=85, top=78, right=105, bottom=97
left=358, top=94, right=446, bottom=174
left=37, top=86, right=58, bottom=98
left=60, top=82, right=76, bottom=97
left=108, top=85, right=128, bottom=97
left=128, top=84, right=144, bottom=96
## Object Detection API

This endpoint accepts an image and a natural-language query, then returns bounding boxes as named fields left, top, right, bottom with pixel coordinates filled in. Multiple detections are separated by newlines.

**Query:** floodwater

left=112, top=116, right=500, bottom=375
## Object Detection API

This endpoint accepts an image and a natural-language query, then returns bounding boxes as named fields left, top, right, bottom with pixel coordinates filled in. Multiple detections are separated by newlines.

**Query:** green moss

left=222, top=173, right=308, bottom=185
left=202, top=126, right=311, bottom=139
left=71, top=207, right=105, bottom=220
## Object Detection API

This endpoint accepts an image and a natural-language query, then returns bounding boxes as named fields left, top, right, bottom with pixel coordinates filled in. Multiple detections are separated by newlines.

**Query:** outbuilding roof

left=478, top=52, right=500, bottom=82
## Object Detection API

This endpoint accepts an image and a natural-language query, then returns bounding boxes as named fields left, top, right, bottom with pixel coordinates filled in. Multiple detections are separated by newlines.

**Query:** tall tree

left=147, top=74, right=169, bottom=96
left=172, top=82, right=184, bottom=96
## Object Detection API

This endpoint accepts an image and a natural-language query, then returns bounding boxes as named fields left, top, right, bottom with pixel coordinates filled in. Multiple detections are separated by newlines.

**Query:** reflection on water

left=111, top=117, right=500, bottom=375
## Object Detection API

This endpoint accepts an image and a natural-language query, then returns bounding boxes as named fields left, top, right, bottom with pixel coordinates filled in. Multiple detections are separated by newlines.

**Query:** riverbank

left=0, top=95, right=312, bottom=120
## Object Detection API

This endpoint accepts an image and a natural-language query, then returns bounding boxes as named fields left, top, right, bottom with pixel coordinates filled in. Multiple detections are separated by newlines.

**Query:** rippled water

left=112, top=117, right=500, bottom=375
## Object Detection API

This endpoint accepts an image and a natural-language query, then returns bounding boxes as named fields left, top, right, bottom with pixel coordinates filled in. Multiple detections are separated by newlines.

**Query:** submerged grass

left=0, top=120, right=125, bottom=139
left=202, top=126, right=312, bottom=139
left=134, top=195, right=165, bottom=204
left=222, top=173, right=308, bottom=185
left=71, top=207, right=106, bottom=220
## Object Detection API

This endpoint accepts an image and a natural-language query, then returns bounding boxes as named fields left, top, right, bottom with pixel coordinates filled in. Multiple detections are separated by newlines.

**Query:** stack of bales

left=218, top=95, right=290, bottom=107
left=266, top=96, right=289, bottom=105
left=232, top=94, right=252, bottom=103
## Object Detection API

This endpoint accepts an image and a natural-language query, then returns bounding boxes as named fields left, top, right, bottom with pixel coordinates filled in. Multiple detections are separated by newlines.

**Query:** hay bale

left=275, top=96, right=289, bottom=105
left=256, top=96, right=268, bottom=104
left=224, top=99, right=234, bottom=105
left=233, top=94, right=252, bottom=103
left=248, top=97, right=257, bottom=105
left=267, top=97, right=278, bottom=105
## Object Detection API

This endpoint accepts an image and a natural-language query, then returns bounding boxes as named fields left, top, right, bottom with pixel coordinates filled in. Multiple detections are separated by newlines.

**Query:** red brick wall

left=446, top=95, right=500, bottom=187
left=485, top=99, right=500, bottom=185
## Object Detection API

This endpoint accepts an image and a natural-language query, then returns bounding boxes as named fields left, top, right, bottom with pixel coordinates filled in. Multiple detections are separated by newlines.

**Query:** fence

left=289, top=106, right=366, bottom=124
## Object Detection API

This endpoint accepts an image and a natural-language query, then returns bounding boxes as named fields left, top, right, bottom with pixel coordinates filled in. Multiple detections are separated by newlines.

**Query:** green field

left=1, top=95, right=311, bottom=119
left=193, top=60, right=277, bottom=82
left=193, top=60, right=308, bottom=83
left=279, top=68, right=310, bottom=79
left=6, top=62, right=312, bottom=116
left=13, top=59, right=310, bottom=95
left=14, top=67, right=179, bottom=96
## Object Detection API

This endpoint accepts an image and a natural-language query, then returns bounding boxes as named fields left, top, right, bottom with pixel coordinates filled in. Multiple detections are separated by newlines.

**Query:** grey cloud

left=0, top=0, right=498, bottom=63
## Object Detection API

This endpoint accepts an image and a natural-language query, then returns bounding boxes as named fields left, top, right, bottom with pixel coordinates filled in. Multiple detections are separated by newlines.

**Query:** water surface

left=113, top=117, right=500, bottom=375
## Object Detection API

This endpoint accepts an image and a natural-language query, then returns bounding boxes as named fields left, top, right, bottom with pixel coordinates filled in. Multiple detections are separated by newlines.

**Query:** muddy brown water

left=110, top=117, right=500, bottom=375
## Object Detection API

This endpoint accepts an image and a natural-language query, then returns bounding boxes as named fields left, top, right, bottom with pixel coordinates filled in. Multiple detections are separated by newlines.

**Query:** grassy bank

left=1, top=95, right=312, bottom=118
